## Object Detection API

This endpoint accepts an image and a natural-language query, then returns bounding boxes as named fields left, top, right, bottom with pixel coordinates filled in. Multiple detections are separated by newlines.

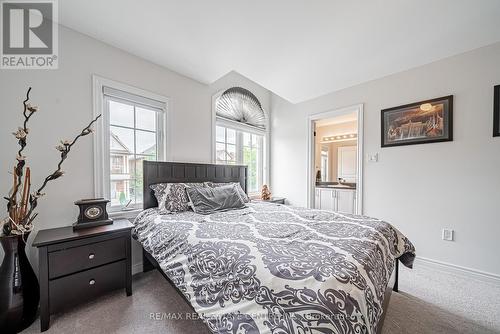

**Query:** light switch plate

left=442, top=229, right=454, bottom=241
left=368, top=153, right=379, bottom=162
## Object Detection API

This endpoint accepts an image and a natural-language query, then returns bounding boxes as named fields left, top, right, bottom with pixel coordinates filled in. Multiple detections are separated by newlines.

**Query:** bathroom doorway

left=306, top=104, right=364, bottom=214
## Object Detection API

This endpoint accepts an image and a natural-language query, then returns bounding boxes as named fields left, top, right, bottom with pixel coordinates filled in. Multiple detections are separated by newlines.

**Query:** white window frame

left=92, top=75, right=170, bottom=212
left=211, top=90, right=270, bottom=194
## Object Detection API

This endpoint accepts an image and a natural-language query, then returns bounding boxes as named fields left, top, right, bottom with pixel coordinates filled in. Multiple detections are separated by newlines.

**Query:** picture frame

left=381, top=95, right=453, bottom=148
left=494, top=85, right=500, bottom=137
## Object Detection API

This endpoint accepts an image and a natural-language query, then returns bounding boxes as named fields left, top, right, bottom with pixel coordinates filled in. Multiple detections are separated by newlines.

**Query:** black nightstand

left=32, top=219, right=133, bottom=332
left=253, top=197, right=286, bottom=204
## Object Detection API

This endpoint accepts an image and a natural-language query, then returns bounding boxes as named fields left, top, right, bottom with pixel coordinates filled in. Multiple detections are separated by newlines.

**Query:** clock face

left=84, top=206, right=102, bottom=220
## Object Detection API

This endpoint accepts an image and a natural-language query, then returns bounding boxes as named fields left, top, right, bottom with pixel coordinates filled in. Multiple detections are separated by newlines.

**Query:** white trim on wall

left=132, top=262, right=144, bottom=275
left=414, top=256, right=500, bottom=285
left=307, top=104, right=364, bottom=213
left=92, top=74, right=172, bottom=200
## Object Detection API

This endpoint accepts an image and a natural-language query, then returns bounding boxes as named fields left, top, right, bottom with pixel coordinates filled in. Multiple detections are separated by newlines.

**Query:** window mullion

left=258, top=136, right=264, bottom=189
left=133, top=106, right=137, bottom=206
left=237, top=131, right=243, bottom=163
left=104, top=98, right=111, bottom=201
left=156, top=108, right=162, bottom=160
left=224, top=127, right=228, bottom=163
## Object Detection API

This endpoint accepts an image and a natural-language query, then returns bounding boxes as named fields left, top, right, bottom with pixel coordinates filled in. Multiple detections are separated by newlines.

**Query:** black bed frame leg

left=393, top=258, right=399, bottom=292
left=142, top=249, right=155, bottom=272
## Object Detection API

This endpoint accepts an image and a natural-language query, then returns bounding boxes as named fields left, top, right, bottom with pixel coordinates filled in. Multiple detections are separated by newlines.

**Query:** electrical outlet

left=442, top=229, right=454, bottom=241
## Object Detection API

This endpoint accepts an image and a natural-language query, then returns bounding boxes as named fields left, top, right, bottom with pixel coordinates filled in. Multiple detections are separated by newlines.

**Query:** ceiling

left=60, top=0, right=500, bottom=103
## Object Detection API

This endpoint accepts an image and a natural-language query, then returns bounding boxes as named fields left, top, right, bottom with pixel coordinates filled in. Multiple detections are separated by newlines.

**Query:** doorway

left=307, top=104, right=364, bottom=214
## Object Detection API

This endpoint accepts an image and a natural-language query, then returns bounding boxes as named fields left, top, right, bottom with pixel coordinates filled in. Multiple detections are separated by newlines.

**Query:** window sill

left=109, top=208, right=142, bottom=220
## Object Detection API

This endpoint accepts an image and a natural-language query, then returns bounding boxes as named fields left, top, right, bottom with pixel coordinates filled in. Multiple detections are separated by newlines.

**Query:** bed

left=134, top=161, right=415, bottom=334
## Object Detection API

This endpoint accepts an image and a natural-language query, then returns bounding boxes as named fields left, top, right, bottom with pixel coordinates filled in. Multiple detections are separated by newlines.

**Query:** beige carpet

left=22, top=270, right=499, bottom=334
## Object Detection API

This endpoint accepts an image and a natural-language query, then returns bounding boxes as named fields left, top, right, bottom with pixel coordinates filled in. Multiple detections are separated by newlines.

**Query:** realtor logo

left=1, top=0, right=58, bottom=69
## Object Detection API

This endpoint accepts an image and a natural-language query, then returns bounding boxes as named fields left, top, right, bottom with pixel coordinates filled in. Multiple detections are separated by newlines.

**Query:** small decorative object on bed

left=381, top=95, right=453, bottom=147
left=73, top=198, right=113, bottom=230
left=494, top=85, right=499, bottom=137
left=260, top=184, right=271, bottom=200
left=0, top=87, right=101, bottom=333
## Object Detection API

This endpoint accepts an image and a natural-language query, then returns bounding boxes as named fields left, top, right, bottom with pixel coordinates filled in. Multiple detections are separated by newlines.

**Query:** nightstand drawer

left=48, top=237, right=125, bottom=279
left=49, top=260, right=125, bottom=313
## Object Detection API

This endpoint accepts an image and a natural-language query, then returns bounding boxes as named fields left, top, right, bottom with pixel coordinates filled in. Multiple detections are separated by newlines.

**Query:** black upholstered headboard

left=142, top=161, right=248, bottom=210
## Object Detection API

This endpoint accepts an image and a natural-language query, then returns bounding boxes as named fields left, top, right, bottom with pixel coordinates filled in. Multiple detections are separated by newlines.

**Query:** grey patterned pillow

left=204, top=182, right=250, bottom=203
left=150, top=182, right=205, bottom=213
left=150, top=183, right=168, bottom=211
left=186, top=184, right=246, bottom=215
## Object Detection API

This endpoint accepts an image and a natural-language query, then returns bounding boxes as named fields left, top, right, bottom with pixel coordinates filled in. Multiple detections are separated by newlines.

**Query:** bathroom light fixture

left=321, top=133, right=357, bottom=143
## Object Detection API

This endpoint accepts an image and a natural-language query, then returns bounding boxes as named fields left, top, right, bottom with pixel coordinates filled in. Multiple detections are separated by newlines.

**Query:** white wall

left=0, top=26, right=271, bottom=271
left=271, top=42, right=500, bottom=276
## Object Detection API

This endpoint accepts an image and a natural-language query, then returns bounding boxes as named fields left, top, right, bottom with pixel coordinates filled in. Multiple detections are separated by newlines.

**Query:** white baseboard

left=414, top=257, right=500, bottom=285
left=132, top=261, right=143, bottom=275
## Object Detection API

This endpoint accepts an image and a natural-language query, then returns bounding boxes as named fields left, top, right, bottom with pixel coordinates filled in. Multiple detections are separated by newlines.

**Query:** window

left=213, top=87, right=268, bottom=194
left=243, top=132, right=263, bottom=192
left=94, top=77, right=167, bottom=212
left=215, top=126, right=264, bottom=193
left=215, top=126, right=237, bottom=164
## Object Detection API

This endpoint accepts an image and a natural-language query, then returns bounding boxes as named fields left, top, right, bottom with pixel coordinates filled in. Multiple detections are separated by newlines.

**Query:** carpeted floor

left=22, top=264, right=500, bottom=334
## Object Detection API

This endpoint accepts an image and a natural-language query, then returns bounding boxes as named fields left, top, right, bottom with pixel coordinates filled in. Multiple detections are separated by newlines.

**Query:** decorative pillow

left=150, top=182, right=205, bottom=213
left=204, top=182, right=250, bottom=203
left=150, top=183, right=169, bottom=210
left=186, top=184, right=246, bottom=215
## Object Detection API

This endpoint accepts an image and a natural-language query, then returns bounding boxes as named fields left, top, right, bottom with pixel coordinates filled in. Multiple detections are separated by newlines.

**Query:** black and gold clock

left=73, top=198, right=113, bottom=230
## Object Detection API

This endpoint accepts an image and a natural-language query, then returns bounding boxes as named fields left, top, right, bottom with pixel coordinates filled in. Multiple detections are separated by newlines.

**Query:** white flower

left=26, top=104, right=39, bottom=112
left=12, top=127, right=27, bottom=139
left=60, top=139, right=72, bottom=145
left=83, top=128, right=94, bottom=135
left=32, top=192, right=45, bottom=199
left=55, top=144, right=66, bottom=152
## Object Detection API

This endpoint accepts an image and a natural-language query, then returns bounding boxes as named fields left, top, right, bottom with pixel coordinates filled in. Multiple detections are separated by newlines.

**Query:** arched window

left=213, top=87, right=267, bottom=193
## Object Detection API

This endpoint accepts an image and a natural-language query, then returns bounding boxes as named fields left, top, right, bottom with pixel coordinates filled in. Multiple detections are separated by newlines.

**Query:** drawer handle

left=88, top=253, right=95, bottom=259
left=89, top=279, right=96, bottom=286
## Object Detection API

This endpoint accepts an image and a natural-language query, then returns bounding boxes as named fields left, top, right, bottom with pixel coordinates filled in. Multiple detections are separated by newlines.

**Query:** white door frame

left=306, top=104, right=364, bottom=214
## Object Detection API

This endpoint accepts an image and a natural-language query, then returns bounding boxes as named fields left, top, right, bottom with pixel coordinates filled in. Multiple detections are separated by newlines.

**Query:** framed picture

left=381, top=95, right=453, bottom=148
left=494, top=85, right=500, bottom=137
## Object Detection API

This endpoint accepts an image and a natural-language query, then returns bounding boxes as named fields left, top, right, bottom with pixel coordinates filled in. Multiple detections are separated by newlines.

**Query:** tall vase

left=0, top=233, right=39, bottom=333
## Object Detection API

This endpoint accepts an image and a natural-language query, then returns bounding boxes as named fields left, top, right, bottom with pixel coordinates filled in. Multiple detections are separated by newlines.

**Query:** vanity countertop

left=315, top=183, right=356, bottom=190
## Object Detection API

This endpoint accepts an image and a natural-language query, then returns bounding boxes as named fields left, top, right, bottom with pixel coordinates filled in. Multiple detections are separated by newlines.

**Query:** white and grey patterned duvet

left=134, top=202, right=415, bottom=334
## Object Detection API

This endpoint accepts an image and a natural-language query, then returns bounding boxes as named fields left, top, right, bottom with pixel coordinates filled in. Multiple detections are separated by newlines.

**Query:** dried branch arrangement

left=2, top=87, right=101, bottom=236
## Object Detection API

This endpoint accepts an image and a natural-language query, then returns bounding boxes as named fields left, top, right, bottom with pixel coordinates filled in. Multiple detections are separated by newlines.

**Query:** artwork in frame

left=494, top=85, right=500, bottom=137
left=381, top=95, right=453, bottom=148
